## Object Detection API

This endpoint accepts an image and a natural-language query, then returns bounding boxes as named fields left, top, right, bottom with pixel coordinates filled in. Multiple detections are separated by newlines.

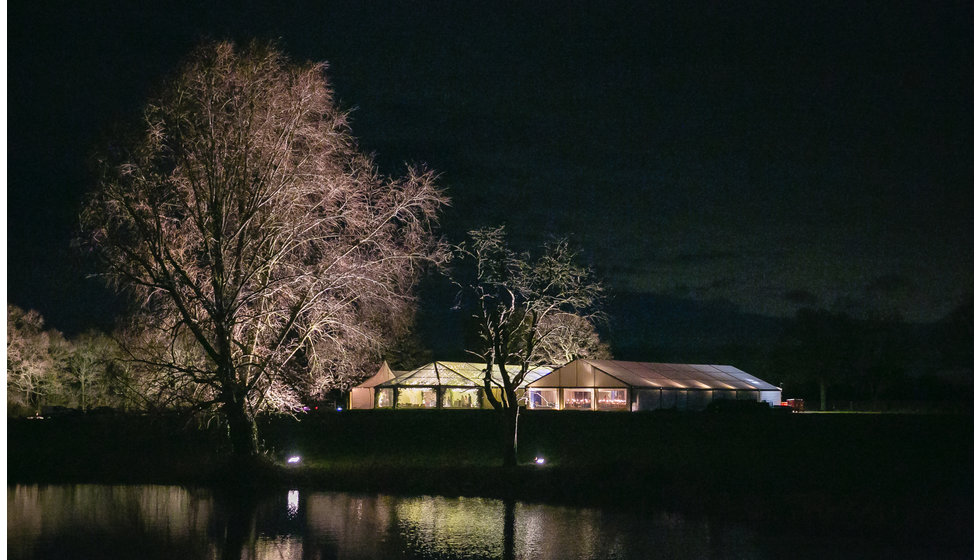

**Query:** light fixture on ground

left=534, top=456, right=546, bottom=465
left=286, top=455, right=301, bottom=464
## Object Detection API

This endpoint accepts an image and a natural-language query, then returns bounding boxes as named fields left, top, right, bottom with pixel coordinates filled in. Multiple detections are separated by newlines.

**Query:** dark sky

left=7, top=1, right=973, bottom=348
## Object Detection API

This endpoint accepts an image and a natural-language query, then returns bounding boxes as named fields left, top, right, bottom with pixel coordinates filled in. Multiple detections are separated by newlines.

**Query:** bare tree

left=102, top=327, right=215, bottom=414
left=7, top=306, right=68, bottom=415
left=66, top=331, right=120, bottom=411
left=80, top=41, right=447, bottom=458
left=531, top=312, right=611, bottom=365
left=453, top=227, right=603, bottom=466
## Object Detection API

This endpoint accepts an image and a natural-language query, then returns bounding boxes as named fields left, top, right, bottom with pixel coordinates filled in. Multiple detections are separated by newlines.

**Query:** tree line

left=8, top=305, right=135, bottom=416
left=766, top=299, right=972, bottom=411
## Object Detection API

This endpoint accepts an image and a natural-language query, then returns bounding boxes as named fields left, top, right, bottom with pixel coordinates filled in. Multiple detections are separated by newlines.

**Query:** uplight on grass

left=534, top=456, right=546, bottom=465
left=287, top=455, right=301, bottom=464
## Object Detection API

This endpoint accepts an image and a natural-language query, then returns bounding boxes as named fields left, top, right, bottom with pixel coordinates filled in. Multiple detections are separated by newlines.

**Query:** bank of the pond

left=7, top=410, right=972, bottom=548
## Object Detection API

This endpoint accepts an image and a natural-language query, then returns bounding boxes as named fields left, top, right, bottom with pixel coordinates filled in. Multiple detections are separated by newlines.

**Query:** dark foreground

left=7, top=410, right=973, bottom=552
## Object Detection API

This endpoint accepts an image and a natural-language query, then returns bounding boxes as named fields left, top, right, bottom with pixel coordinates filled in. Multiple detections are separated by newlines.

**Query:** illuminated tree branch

left=81, top=41, right=447, bottom=457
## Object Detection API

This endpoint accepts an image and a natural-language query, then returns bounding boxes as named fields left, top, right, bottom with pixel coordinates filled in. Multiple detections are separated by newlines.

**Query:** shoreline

left=8, top=410, right=972, bottom=549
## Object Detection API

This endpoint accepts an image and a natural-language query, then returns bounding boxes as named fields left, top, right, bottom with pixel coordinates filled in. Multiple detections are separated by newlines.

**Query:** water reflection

left=9, top=484, right=769, bottom=559
left=286, top=489, right=300, bottom=519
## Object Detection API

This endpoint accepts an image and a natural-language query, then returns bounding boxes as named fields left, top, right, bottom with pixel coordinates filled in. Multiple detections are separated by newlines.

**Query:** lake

left=6, top=484, right=950, bottom=559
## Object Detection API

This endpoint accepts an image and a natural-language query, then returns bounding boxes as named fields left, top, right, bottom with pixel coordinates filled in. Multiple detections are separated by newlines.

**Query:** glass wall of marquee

left=631, top=388, right=765, bottom=411
left=527, top=360, right=782, bottom=412
left=367, top=361, right=555, bottom=410
left=442, top=388, right=481, bottom=408
left=529, top=388, right=559, bottom=409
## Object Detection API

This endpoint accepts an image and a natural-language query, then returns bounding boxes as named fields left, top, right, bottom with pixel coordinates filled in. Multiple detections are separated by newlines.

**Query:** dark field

left=8, top=410, right=972, bottom=550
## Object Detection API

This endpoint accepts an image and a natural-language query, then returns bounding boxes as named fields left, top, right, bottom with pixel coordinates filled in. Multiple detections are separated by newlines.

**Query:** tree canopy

left=80, top=41, right=447, bottom=456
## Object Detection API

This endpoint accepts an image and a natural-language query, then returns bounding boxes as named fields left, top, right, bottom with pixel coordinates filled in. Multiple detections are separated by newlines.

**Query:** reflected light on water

left=7, top=484, right=807, bottom=559
left=395, top=496, right=506, bottom=558
left=255, top=535, right=304, bottom=560
left=8, top=484, right=756, bottom=560
left=286, top=490, right=299, bottom=519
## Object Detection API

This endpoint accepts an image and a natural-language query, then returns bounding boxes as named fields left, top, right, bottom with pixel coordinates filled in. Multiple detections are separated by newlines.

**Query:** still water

left=5, top=484, right=933, bottom=559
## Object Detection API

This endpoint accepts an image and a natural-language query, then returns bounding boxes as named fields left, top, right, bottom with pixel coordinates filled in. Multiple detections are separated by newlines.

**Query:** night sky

left=7, top=2, right=973, bottom=357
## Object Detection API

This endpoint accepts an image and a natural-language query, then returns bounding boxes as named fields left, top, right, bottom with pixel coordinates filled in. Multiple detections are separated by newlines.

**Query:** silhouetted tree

left=855, top=313, right=909, bottom=409
left=81, top=41, right=447, bottom=457
left=383, top=320, right=435, bottom=371
left=452, top=227, right=602, bottom=466
left=778, top=308, right=857, bottom=410
left=933, top=294, right=972, bottom=370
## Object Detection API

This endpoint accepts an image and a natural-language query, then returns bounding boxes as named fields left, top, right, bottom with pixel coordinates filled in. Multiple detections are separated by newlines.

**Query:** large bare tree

left=81, top=41, right=447, bottom=458
left=453, top=227, right=603, bottom=466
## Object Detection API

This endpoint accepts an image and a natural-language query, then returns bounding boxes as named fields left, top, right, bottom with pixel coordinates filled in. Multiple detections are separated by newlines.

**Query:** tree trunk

left=819, top=379, right=827, bottom=411
left=502, top=403, right=519, bottom=468
left=224, top=396, right=259, bottom=458
left=503, top=498, right=516, bottom=560
left=483, top=377, right=502, bottom=410
left=29, top=388, right=42, bottom=416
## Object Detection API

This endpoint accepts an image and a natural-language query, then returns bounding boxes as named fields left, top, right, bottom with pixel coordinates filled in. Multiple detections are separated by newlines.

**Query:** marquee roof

left=354, top=361, right=402, bottom=388
left=376, top=361, right=554, bottom=389
left=529, top=360, right=780, bottom=391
